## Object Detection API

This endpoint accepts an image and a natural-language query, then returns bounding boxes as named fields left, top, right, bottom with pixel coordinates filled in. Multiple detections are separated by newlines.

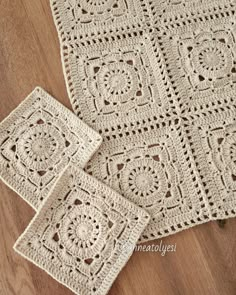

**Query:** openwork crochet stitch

left=50, top=0, right=236, bottom=242
left=14, top=165, right=150, bottom=295
left=0, top=87, right=102, bottom=210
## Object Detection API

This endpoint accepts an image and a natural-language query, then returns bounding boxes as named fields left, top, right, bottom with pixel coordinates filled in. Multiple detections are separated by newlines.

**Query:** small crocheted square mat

left=14, top=165, right=150, bottom=295
left=0, top=87, right=102, bottom=210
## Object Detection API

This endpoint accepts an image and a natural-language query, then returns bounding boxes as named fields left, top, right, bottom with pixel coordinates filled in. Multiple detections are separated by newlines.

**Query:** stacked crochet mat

left=1, top=0, right=236, bottom=294
left=0, top=87, right=150, bottom=295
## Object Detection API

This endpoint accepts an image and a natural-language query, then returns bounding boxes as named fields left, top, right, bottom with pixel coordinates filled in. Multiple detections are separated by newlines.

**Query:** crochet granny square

left=0, top=87, right=102, bottom=210
left=85, top=121, right=211, bottom=242
left=185, top=93, right=236, bottom=220
left=154, top=1, right=236, bottom=108
left=14, top=166, right=150, bottom=295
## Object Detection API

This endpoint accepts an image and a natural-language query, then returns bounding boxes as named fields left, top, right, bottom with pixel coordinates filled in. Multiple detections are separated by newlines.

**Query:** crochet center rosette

left=14, top=165, right=150, bottom=295
left=50, top=0, right=236, bottom=242
left=0, top=87, right=102, bottom=210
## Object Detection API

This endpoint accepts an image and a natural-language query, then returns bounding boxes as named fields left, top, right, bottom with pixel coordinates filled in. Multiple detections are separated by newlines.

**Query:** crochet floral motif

left=155, top=3, right=236, bottom=107
left=178, top=30, right=236, bottom=94
left=96, top=142, right=179, bottom=210
left=50, top=0, right=236, bottom=242
left=85, top=125, right=209, bottom=241
left=62, top=37, right=165, bottom=125
left=85, top=50, right=157, bottom=117
left=0, top=87, right=102, bottom=209
left=14, top=166, right=150, bottom=295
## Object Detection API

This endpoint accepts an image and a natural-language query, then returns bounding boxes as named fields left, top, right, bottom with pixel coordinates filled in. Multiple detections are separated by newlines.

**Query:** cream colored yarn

left=0, top=87, right=102, bottom=210
left=50, top=0, right=236, bottom=242
left=14, top=165, right=150, bottom=295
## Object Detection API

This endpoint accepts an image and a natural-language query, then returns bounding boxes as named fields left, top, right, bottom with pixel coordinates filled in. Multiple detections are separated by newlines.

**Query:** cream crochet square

left=14, top=166, right=150, bottom=295
left=185, top=96, right=236, bottom=220
left=85, top=122, right=210, bottom=242
left=0, top=87, right=102, bottom=210
left=154, top=5, right=236, bottom=107
left=61, top=37, right=167, bottom=125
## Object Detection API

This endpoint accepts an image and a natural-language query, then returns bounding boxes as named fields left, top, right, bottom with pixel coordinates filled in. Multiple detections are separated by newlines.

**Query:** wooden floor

left=0, top=1, right=236, bottom=295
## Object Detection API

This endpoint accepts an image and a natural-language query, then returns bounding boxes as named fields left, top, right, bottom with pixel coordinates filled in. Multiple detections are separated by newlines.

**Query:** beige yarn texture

left=0, top=87, right=102, bottom=210
left=14, top=165, right=150, bottom=295
left=50, top=0, right=236, bottom=242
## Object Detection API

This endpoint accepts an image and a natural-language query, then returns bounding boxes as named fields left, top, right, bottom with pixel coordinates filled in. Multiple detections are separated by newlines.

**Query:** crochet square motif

left=186, top=106, right=236, bottom=219
left=14, top=166, right=150, bottom=295
left=86, top=124, right=209, bottom=242
left=64, top=37, right=167, bottom=124
left=0, top=87, right=102, bottom=210
left=157, top=16, right=236, bottom=106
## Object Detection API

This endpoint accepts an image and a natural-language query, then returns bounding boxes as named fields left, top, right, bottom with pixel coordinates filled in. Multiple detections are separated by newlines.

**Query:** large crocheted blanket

left=50, top=0, right=236, bottom=242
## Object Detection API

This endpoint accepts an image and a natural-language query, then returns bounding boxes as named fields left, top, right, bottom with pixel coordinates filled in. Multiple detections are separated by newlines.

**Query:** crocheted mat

left=50, top=0, right=236, bottom=242
left=0, top=87, right=102, bottom=210
left=14, top=165, right=150, bottom=295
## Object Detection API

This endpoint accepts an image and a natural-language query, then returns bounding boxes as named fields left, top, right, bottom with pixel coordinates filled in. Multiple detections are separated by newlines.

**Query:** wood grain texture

left=0, top=1, right=235, bottom=294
